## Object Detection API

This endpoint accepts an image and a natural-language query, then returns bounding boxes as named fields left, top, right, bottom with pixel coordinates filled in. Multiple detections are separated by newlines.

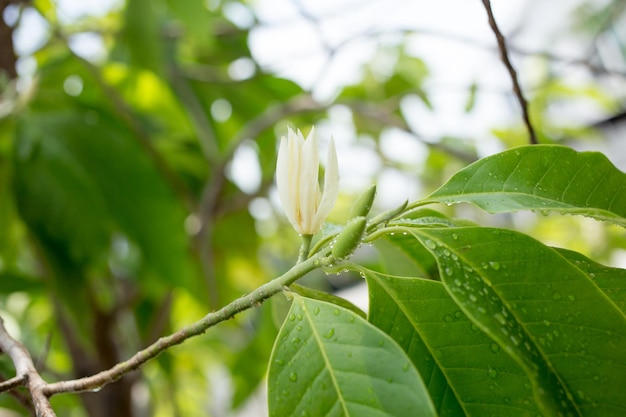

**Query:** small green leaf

left=426, top=145, right=626, bottom=227
left=268, top=294, right=437, bottom=417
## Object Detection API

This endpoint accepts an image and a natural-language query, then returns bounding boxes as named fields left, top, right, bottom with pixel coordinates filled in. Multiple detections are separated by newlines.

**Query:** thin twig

left=42, top=252, right=324, bottom=396
left=0, top=374, right=26, bottom=392
left=480, top=0, right=537, bottom=144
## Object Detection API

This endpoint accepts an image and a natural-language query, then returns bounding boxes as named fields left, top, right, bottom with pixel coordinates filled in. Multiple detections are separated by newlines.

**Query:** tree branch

left=0, top=317, right=56, bottom=417
left=480, top=0, right=537, bottom=144
left=42, top=251, right=324, bottom=396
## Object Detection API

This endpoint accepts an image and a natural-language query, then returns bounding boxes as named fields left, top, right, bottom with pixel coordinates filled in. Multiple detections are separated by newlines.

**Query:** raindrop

left=488, top=366, right=497, bottom=378
left=490, top=343, right=500, bottom=353
left=313, top=307, right=320, bottom=316
left=296, top=325, right=303, bottom=332
left=276, top=359, right=285, bottom=365
left=289, top=372, right=298, bottom=382
left=402, top=363, right=410, bottom=372
left=324, top=328, right=335, bottom=339
left=425, top=239, right=437, bottom=249
left=552, top=292, right=562, bottom=301
left=288, top=314, right=296, bottom=321
left=445, top=267, right=454, bottom=276
left=452, top=233, right=458, bottom=240
left=333, top=309, right=340, bottom=316
left=489, top=261, right=501, bottom=271
left=494, top=313, right=506, bottom=325
left=444, top=314, right=454, bottom=322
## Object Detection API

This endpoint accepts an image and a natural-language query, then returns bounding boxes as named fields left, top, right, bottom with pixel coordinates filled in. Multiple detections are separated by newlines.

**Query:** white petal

left=297, top=128, right=319, bottom=233
left=276, top=134, right=298, bottom=228
left=312, top=136, right=339, bottom=231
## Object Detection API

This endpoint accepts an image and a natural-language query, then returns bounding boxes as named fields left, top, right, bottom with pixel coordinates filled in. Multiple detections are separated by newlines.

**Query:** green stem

left=297, top=234, right=313, bottom=264
left=43, top=251, right=327, bottom=397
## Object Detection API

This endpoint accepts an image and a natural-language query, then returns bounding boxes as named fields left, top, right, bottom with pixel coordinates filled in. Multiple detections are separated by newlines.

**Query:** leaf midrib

left=298, top=296, right=351, bottom=416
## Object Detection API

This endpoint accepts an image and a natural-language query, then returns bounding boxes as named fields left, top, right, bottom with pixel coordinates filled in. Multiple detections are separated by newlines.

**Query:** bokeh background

left=1, top=0, right=625, bottom=415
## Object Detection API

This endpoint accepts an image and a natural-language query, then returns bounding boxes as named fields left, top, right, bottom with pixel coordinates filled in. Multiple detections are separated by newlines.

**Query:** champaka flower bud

left=276, top=127, right=339, bottom=235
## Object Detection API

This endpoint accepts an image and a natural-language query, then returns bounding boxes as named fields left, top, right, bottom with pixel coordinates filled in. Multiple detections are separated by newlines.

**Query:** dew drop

left=444, top=314, right=454, bottom=322
left=489, top=261, right=500, bottom=271
left=289, top=372, right=298, bottom=382
left=313, top=307, right=320, bottom=316
left=333, top=309, right=340, bottom=316
left=490, top=343, right=500, bottom=353
left=288, top=314, right=296, bottom=321
left=324, top=328, right=335, bottom=339
left=488, top=366, right=497, bottom=378
left=425, top=239, right=437, bottom=249
left=494, top=313, right=506, bottom=325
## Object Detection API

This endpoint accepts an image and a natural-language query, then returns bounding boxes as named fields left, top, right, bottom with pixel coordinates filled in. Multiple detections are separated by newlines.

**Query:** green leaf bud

left=332, top=216, right=367, bottom=259
left=349, top=184, right=377, bottom=218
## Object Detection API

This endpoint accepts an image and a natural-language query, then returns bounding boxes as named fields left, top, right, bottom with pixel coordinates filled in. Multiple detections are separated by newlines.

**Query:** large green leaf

left=425, top=145, right=626, bottom=227
left=409, top=226, right=626, bottom=417
left=555, top=248, right=626, bottom=315
left=15, top=109, right=195, bottom=294
left=364, top=268, right=540, bottom=417
left=268, top=294, right=437, bottom=417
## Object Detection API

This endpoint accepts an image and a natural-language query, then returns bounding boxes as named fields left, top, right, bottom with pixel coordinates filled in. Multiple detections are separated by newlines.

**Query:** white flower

left=276, top=127, right=339, bottom=235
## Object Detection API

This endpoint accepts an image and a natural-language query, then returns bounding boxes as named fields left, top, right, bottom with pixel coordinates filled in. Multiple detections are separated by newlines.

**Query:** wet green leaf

left=411, top=226, right=626, bottom=417
left=426, top=145, right=626, bottom=227
left=268, top=295, right=436, bottom=417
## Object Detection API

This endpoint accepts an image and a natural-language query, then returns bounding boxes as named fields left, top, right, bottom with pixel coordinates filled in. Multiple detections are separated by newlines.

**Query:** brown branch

left=0, top=316, right=56, bottom=417
left=480, top=0, right=537, bottom=144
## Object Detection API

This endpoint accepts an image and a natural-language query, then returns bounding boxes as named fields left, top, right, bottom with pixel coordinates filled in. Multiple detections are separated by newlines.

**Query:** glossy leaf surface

left=410, top=226, right=626, bottom=417
left=268, top=295, right=436, bottom=417
left=365, top=268, right=540, bottom=417
left=426, top=145, right=626, bottom=227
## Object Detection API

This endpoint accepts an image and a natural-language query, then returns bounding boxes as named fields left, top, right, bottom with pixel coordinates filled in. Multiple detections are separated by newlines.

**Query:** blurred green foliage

left=0, top=0, right=625, bottom=416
